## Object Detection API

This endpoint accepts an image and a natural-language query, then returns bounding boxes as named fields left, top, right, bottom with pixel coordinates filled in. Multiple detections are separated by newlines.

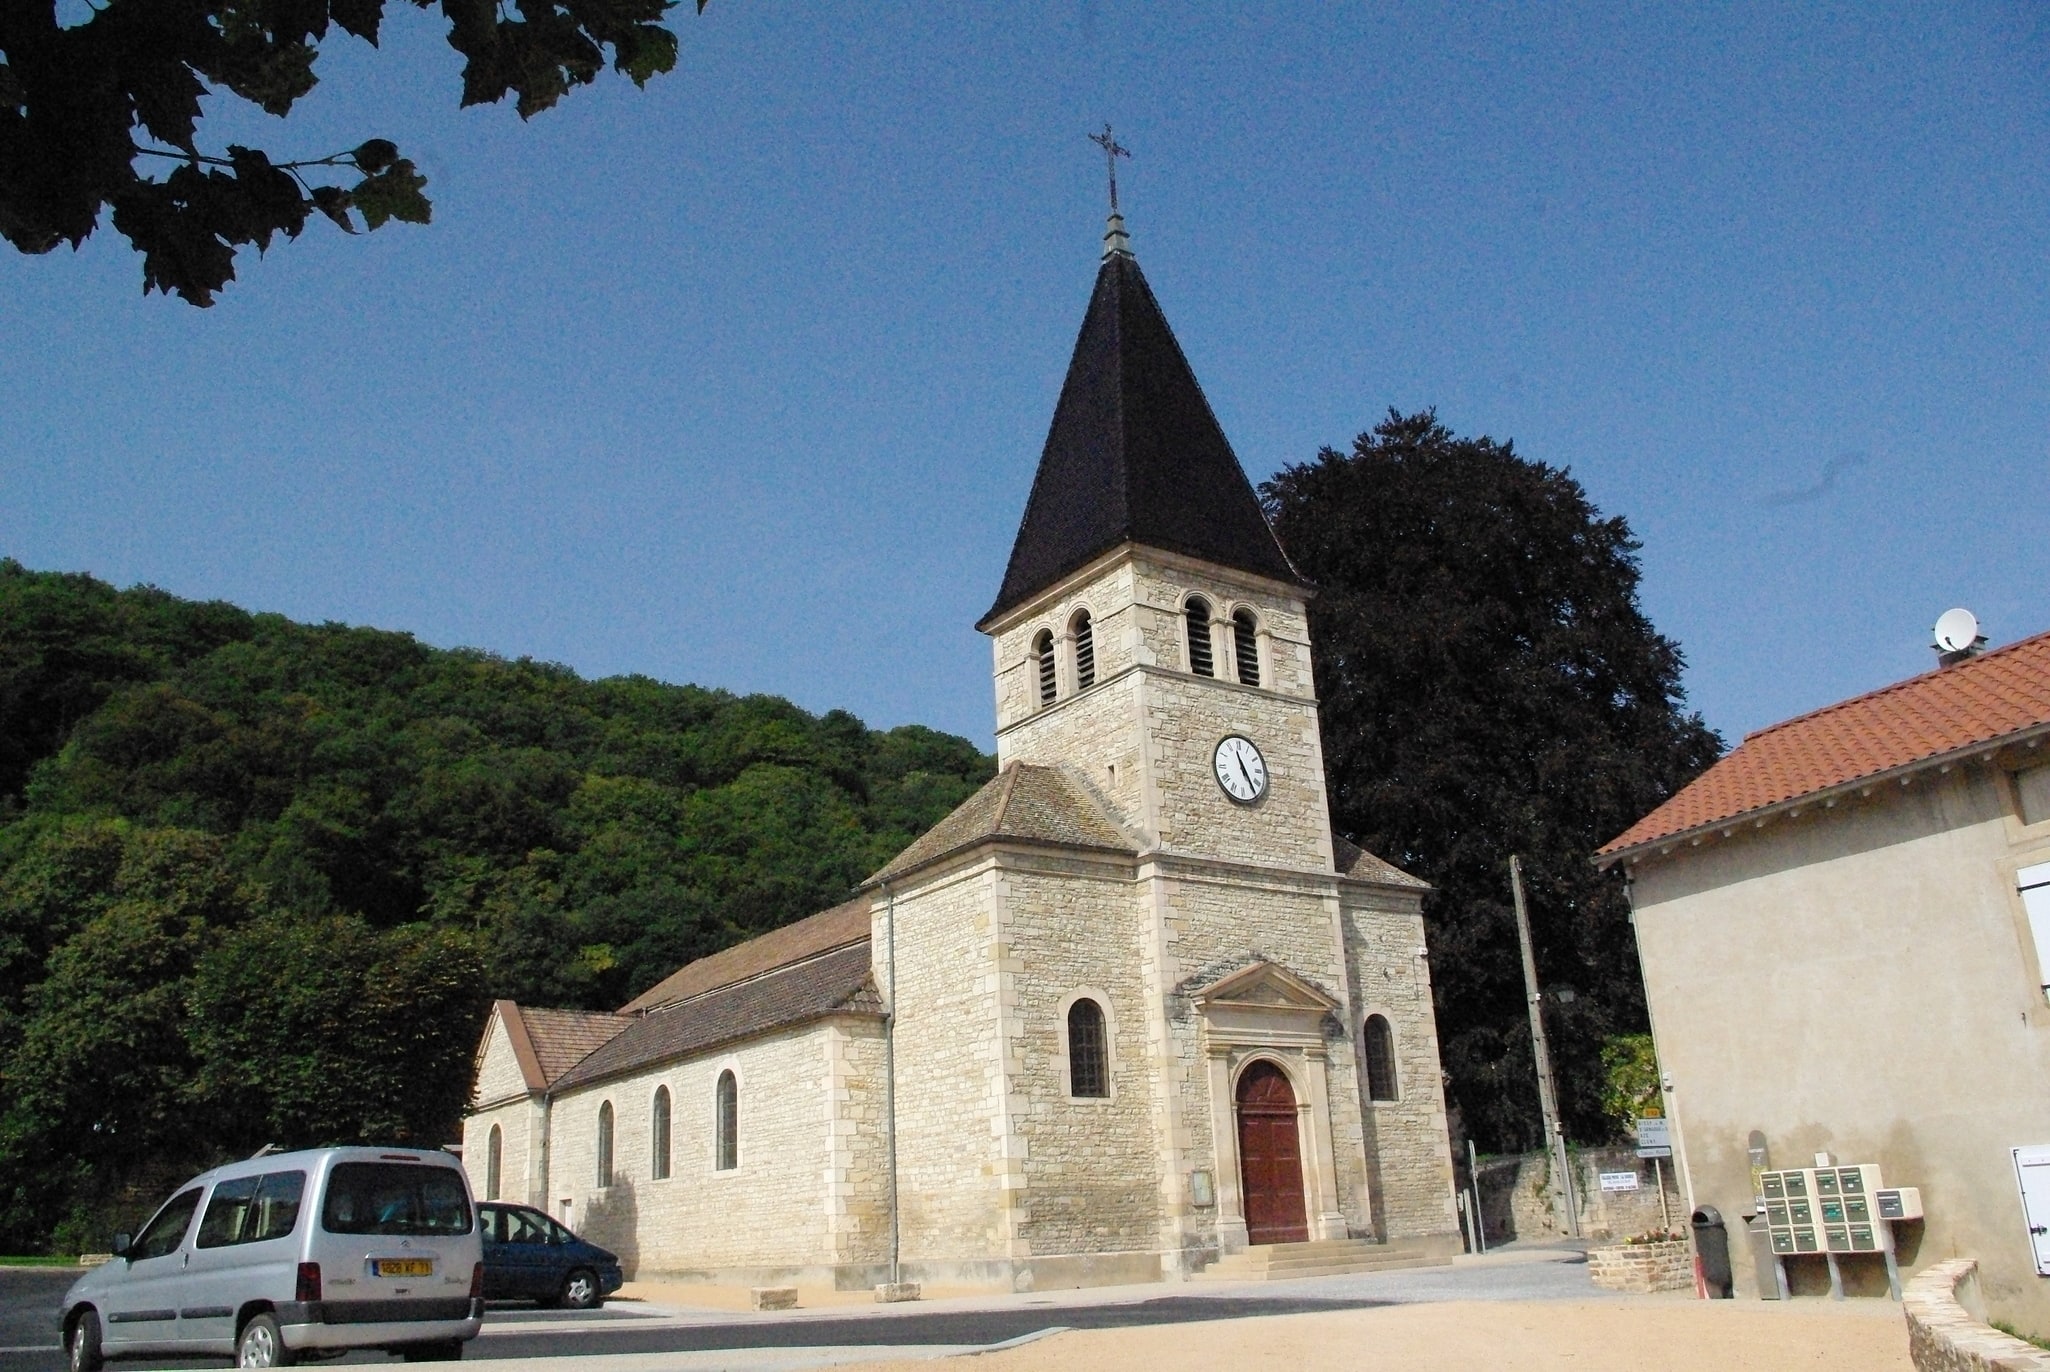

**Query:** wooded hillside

left=0, top=560, right=993, bottom=1251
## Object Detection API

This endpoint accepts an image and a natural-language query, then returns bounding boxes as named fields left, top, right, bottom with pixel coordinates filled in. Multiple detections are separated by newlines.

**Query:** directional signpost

left=1638, top=1117, right=1673, bottom=1230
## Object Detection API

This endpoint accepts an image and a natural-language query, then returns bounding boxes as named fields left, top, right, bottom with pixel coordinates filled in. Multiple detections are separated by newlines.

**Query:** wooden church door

left=1235, top=1060, right=1309, bottom=1245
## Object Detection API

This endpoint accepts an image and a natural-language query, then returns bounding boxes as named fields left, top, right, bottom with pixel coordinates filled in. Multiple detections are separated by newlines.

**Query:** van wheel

left=237, top=1313, right=295, bottom=1367
left=67, top=1311, right=103, bottom=1372
left=560, top=1268, right=601, bottom=1310
left=401, top=1340, right=464, bottom=1361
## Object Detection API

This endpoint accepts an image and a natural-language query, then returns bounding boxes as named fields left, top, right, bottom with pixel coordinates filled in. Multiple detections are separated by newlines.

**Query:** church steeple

left=978, top=221, right=1302, bottom=629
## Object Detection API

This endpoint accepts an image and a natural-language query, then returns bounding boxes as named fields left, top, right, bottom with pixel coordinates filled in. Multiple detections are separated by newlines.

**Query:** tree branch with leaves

left=0, top=0, right=699, bottom=306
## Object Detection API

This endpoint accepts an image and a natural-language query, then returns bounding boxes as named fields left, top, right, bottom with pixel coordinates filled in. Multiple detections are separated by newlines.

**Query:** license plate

left=373, top=1258, right=434, bottom=1278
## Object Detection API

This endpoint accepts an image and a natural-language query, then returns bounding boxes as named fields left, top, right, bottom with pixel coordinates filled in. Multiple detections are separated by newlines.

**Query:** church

left=462, top=211, right=1462, bottom=1291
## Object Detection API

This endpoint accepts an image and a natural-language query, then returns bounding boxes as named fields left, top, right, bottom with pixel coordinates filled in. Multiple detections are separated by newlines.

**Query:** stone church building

left=463, top=214, right=1461, bottom=1290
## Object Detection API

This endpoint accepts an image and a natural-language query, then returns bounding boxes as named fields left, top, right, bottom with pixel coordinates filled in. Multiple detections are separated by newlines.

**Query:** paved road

left=2, top=1250, right=1598, bottom=1371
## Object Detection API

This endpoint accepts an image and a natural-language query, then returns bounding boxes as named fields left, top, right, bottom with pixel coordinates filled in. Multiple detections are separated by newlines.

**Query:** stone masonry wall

left=1474, top=1146, right=1685, bottom=1244
left=1159, top=862, right=1372, bottom=1240
left=547, top=1020, right=847, bottom=1277
left=473, top=1016, right=528, bottom=1108
left=1587, top=1239, right=1693, bottom=1294
left=462, top=1099, right=531, bottom=1204
left=1339, top=888, right=1460, bottom=1242
left=1141, top=672, right=1335, bottom=871
left=877, top=860, right=1008, bottom=1262
left=1905, top=1260, right=2050, bottom=1372
left=1000, top=856, right=1160, bottom=1256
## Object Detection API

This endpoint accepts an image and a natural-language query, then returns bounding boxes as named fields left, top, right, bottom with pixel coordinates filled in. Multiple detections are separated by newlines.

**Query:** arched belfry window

left=1072, top=610, right=1095, bottom=690
left=595, top=1100, right=614, bottom=1187
left=1364, top=1015, right=1398, bottom=1102
left=1185, top=597, right=1214, bottom=677
left=715, top=1070, right=738, bottom=1171
left=1067, top=998, right=1108, bottom=1098
left=1233, top=609, right=1260, bottom=687
left=1035, top=630, right=1057, bottom=706
left=486, top=1124, right=502, bottom=1200
left=651, top=1086, right=671, bottom=1180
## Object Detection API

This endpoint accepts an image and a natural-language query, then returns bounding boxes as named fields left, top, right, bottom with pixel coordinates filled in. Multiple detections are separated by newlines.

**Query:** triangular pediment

left=1192, top=961, right=1339, bottom=1013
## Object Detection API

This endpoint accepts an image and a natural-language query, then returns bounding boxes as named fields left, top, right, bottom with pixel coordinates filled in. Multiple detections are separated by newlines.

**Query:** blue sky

left=5, top=2, right=2046, bottom=750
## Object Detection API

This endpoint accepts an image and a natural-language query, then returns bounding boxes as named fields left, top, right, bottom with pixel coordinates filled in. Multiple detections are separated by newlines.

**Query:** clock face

left=1213, top=735, right=1268, bottom=804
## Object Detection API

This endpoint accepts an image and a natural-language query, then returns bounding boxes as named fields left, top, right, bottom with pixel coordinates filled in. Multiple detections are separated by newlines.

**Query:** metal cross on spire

left=1089, top=123, right=1131, bottom=213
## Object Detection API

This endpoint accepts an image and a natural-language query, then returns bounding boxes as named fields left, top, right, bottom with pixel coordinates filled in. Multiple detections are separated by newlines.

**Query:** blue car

left=476, top=1202, right=624, bottom=1309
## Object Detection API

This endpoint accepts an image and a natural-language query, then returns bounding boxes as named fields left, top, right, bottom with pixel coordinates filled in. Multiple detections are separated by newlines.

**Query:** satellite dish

left=1934, top=607, right=1981, bottom=655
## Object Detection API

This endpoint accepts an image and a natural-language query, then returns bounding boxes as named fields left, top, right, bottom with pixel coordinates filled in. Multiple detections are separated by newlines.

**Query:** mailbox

left=1876, top=1187, right=1923, bottom=1221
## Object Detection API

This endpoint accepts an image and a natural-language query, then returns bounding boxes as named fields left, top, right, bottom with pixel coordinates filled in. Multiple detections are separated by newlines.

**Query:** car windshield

left=320, top=1162, right=471, bottom=1236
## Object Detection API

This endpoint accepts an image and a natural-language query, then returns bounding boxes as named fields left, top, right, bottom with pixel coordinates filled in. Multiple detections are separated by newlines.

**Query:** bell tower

left=978, top=215, right=1337, bottom=874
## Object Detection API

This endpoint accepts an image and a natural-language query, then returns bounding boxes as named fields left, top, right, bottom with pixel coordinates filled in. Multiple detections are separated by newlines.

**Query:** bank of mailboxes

left=1761, top=1166, right=1920, bottom=1256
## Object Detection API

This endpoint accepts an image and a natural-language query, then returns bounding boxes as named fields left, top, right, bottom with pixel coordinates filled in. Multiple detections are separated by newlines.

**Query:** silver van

left=58, top=1145, right=483, bottom=1368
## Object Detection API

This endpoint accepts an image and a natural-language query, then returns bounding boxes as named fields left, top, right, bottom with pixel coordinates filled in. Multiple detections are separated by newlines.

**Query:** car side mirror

left=111, top=1233, right=132, bottom=1258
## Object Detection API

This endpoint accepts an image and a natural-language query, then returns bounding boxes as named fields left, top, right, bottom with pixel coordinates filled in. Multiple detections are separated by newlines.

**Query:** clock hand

left=1235, top=755, right=1254, bottom=790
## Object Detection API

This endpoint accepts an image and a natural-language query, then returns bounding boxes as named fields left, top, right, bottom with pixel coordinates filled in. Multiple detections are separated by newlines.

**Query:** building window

left=1067, top=998, right=1109, bottom=1098
left=595, top=1100, right=614, bottom=1187
left=1073, top=610, right=1095, bottom=690
left=651, top=1086, right=671, bottom=1180
left=1035, top=630, right=1057, bottom=705
left=1364, top=1015, right=1398, bottom=1101
left=716, top=1070, right=738, bottom=1171
left=486, top=1124, right=502, bottom=1200
left=1233, top=609, right=1260, bottom=687
left=1185, top=597, right=1214, bottom=677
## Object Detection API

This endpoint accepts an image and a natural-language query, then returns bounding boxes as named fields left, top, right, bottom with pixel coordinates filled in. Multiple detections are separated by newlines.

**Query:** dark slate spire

left=980, top=216, right=1303, bottom=629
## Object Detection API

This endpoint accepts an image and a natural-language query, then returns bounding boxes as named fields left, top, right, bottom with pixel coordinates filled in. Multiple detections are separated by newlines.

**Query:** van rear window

left=320, top=1163, right=471, bottom=1236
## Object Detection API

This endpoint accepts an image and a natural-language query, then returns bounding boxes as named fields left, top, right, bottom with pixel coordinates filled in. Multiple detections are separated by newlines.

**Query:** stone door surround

left=1195, top=961, right=1353, bottom=1250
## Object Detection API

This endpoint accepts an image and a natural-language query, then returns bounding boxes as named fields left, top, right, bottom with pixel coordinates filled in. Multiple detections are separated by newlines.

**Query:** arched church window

left=716, top=1070, right=738, bottom=1171
left=1067, top=998, right=1108, bottom=1098
left=486, top=1124, right=502, bottom=1200
left=1035, top=630, right=1057, bottom=705
left=596, top=1100, right=614, bottom=1187
left=1364, top=1015, right=1398, bottom=1102
left=1233, top=609, right=1260, bottom=687
left=1185, top=597, right=1214, bottom=677
left=1072, top=610, right=1095, bottom=690
left=651, top=1086, right=671, bottom=1180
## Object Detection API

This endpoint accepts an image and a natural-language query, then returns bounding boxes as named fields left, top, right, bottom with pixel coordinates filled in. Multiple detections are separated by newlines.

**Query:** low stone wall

left=1587, top=1239, right=1693, bottom=1294
left=1904, top=1259, right=2050, bottom=1372
left=1472, top=1146, right=1683, bottom=1245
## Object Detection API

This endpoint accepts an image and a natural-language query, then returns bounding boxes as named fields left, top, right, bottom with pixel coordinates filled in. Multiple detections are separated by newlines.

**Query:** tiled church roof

left=621, top=897, right=871, bottom=1015
left=1601, top=627, right=2050, bottom=861
left=867, top=762, right=1136, bottom=884
left=551, top=943, right=879, bottom=1093
left=491, top=1002, right=630, bottom=1093
left=1333, top=836, right=1430, bottom=889
left=979, top=222, right=1303, bottom=629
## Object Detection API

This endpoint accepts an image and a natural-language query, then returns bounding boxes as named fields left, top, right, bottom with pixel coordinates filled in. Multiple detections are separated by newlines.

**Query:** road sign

left=1637, top=1117, right=1672, bottom=1159
left=1600, top=1171, right=1641, bottom=1192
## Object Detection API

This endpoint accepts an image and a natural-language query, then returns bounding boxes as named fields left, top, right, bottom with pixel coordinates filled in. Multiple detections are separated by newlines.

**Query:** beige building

left=463, top=214, right=1461, bottom=1291
left=1600, top=628, right=2050, bottom=1325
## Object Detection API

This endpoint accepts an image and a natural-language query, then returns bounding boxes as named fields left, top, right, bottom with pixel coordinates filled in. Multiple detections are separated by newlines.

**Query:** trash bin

left=1692, top=1206, right=1734, bottom=1298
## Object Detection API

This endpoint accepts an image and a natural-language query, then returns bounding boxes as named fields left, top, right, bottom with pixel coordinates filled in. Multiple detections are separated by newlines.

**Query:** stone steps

left=1198, top=1238, right=1452, bottom=1281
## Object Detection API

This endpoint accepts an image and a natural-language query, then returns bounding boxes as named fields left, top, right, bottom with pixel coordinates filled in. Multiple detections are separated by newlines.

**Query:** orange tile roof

left=1601, top=628, right=2050, bottom=860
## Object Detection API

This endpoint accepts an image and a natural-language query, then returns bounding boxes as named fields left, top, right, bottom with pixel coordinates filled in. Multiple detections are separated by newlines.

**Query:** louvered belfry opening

left=1364, top=1015, right=1399, bottom=1101
left=1035, top=630, right=1057, bottom=705
left=1186, top=597, right=1214, bottom=677
left=1233, top=609, right=1259, bottom=687
left=1067, top=998, right=1108, bottom=1097
left=1073, top=610, right=1095, bottom=690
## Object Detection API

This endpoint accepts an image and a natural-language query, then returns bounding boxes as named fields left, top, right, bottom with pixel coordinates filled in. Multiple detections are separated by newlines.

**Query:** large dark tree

left=0, top=0, right=699, bottom=305
left=1263, top=410, right=1722, bottom=1152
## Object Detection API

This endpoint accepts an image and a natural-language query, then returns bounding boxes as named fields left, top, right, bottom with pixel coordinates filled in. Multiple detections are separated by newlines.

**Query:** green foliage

left=1600, top=1033, right=1662, bottom=1135
left=0, top=562, right=992, bottom=1249
left=0, top=0, right=705, bottom=305
left=1263, top=410, right=1722, bottom=1152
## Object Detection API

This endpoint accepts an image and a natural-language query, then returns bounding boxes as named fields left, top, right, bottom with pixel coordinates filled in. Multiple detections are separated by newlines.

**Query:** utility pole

left=1510, top=854, right=1580, bottom=1238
